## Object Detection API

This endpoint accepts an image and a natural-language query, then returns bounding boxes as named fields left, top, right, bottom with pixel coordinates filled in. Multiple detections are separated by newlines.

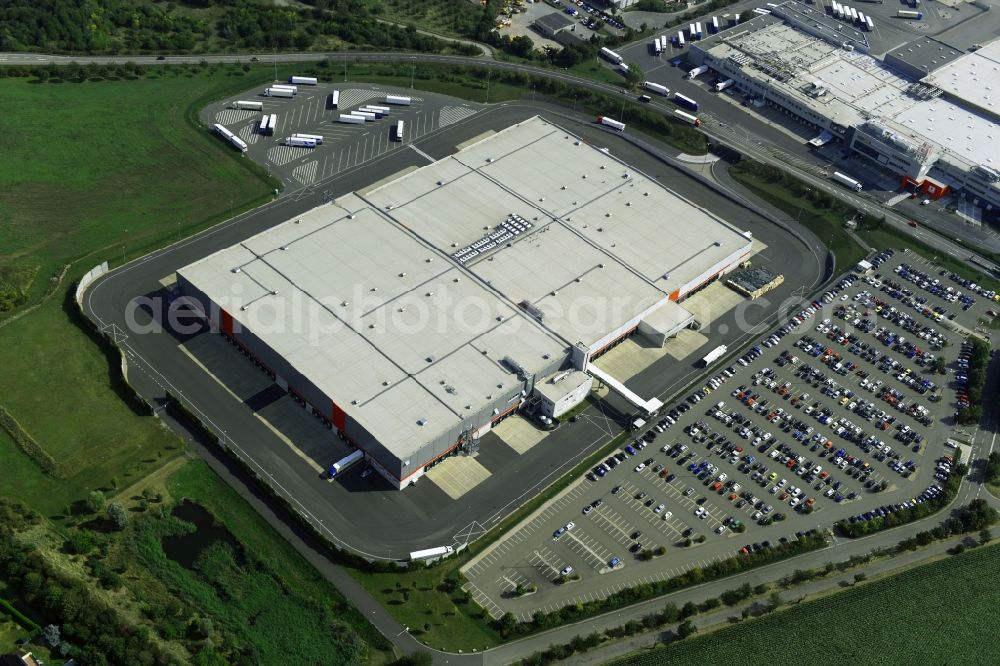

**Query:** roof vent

left=348, top=214, right=355, bottom=219
left=417, top=418, right=428, bottom=425
left=453, top=277, right=460, bottom=283
left=240, top=305, right=248, bottom=311
left=496, top=315, right=504, bottom=321
left=426, top=355, right=435, bottom=363
left=574, top=141, right=580, bottom=146
left=371, top=286, right=378, bottom=292
left=600, top=165, right=606, bottom=170
left=294, top=219, right=301, bottom=224
left=351, top=400, right=358, bottom=405
left=231, top=267, right=241, bottom=273
left=599, top=263, right=605, bottom=268
left=341, top=300, right=350, bottom=306
left=426, top=291, right=434, bottom=297
left=426, top=257, right=434, bottom=263
left=398, top=307, right=406, bottom=313
left=271, top=289, right=279, bottom=295
left=369, top=323, right=375, bottom=329
left=383, top=380, right=391, bottom=387
left=280, top=245, right=288, bottom=250
left=399, top=272, right=407, bottom=277
left=582, top=174, right=587, bottom=179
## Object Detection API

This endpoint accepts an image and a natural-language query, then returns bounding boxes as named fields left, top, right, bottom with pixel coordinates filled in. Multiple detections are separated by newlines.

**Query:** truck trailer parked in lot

left=600, top=46, right=624, bottom=64
left=270, top=84, right=297, bottom=94
left=329, top=90, right=340, bottom=108
left=832, top=171, right=863, bottom=191
left=597, top=116, right=626, bottom=131
left=286, top=136, right=317, bottom=148
left=409, top=546, right=454, bottom=561
left=700, top=344, right=728, bottom=367
left=212, top=123, right=247, bottom=153
left=358, top=106, right=387, bottom=118
left=289, top=75, right=318, bottom=85
left=673, top=110, right=701, bottom=126
left=352, top=110, right=376, bottom=121
left=327, top=450, right=364, bottom=479
left=258, top=113, right=276, bottom=135
left=897, top=9, right=923, bottom=18
left=686, top=65, right=709, bottom=79
left=264, top=87, right=293, bottom=98
left=674, top=92, right=699, bottom=111
left=385, top=94, right=411, bottom=105
left=292, top=133, right=323, bottom=145
left=232, top=100, right=263, bottom=111
left=339, top=114, right=366, bottom=124
left=644, top=81, right=670, bottom=96
left=394, top=120, right=404, bottom=142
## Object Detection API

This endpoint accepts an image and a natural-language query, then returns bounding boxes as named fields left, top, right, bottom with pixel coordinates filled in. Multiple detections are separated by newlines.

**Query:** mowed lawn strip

left=610, top=541, right=1000, bottom=666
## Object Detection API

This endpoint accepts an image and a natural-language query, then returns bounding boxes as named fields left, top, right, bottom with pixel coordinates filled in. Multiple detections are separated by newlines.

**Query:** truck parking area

left=205, top=82, right=480, bottom=188
left=464, top=249, right=992, bottom=619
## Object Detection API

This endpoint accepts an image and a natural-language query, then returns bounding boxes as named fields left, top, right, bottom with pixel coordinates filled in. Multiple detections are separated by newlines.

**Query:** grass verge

left=728, top=160, right=867, bottom=269
left=608, top=541, right=1000, bottom=666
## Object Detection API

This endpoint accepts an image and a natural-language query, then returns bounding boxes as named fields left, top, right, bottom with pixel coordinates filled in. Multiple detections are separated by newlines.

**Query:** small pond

left=162, top=501, right=245, bottom=569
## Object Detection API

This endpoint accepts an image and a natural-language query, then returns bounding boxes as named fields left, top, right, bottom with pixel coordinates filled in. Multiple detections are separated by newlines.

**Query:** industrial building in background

left=688, top=2, right=1000, bottom=212
left=177, top=117, right=752, bottom=489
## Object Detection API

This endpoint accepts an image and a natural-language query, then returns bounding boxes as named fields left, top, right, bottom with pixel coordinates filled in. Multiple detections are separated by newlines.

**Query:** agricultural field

left=611, top=542, right=1000, bottom=666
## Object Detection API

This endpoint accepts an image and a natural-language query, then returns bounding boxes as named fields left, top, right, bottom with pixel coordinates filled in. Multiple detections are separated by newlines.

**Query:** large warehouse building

left=177, top=117, right=752, bottom=488
left=688, top=3, right=1000, bottom=211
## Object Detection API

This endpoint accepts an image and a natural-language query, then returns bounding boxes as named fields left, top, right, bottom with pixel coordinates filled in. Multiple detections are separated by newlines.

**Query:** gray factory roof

left=179, top=117, right=749, bottom=460
left=702, top=20, right=1000, bottom=172
left=921, top=38, right=1000, bottom=121
left=534, top=11, right=574, bottom=33
left=534, top=370, right=592, bottom=405
left=886, top=36, right=965, bottom=77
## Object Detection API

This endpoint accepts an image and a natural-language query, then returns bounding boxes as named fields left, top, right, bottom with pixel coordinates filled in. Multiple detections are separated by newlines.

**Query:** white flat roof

left=180, top=117, right=749, bottom=460
left=921, top=39, right=1000, bottom=117
left=889, top=97, right=1000, bottom=168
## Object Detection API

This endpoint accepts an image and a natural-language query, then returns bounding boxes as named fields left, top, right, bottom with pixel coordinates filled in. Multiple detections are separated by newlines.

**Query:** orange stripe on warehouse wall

left=331, top=402, right=346, bottom=431
left=220, top=309, right=235, bottom=336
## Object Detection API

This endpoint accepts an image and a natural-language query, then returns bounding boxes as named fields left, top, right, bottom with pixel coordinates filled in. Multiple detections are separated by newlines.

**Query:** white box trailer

left=672, top=109, right=701, bottom=126
left=385, top=94, right=412, bottom=105
left=714, top=78, right=735, bottom=92
left=832, top=171, right=863, bottom=191
left=258, top=114, right=270, bottom=134
left=644, top=81, right=670, bottom=96
left=618, top=62, right=630, bottom=74
left=677, top=32, right=686, bottom=47
left=858, top=10, right=866, bottom=25
left=711, top=16, right=720, bottom=33
left=597, top=116, right=625, bottom=131
left=866, top=15, right=874, bottom=30
left=409, top=546, right=454, bottom=562
left=329, top=90, right=340, bottom=108
left=688, top=23, right=697, bottom=38
left=366, top=105, right=391, bottom=114
left=599, top=46, right=624, bottom=64
left=293, top=133, right=324, bottom=145
left=358, top=106, right=386, bottom=118
left=233, top=100, right=263, bottom=111
left=271, top=84, right=297, bottom=93
left=850, top=7, right=859, bottom=21
left=394, top=120, right=404, bottom=142
left=700, top=344, right=728, bottom=367
left=286, top=136, right=317, bottom=148
left=352, top=110, right=376, bottom=121
left=212, top=123, right=248, bottom=153
left=897, top=9, right=923, bottom=18
left=327, top=450, right=364, bottom=479
left=289, top=75, right=318, bottom=85
left=339, top=114, right=366, bottom=124
left=686, top=65, right=709, bottom=79
left=265, top=87, right=293, bottom=98
left=695, top=22, right=703, bottom=38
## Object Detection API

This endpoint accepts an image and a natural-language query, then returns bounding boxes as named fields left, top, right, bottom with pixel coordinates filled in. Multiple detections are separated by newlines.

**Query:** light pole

left=410, top=58, right=416, bottom=89
left=486, top=70, right=491, bottom=104
left=272, top=47, right=277, bottom=82
left=344, top=56, right=347, bottom=82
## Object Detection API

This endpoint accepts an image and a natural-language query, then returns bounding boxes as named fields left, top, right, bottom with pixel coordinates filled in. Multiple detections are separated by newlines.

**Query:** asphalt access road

left=82, top=96, right=828, bottom=560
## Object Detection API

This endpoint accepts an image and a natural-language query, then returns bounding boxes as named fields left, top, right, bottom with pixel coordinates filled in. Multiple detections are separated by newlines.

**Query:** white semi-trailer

left=385, top=94, right=412, bottom=105
left=352, top=110, right=376, bottom=121
left=644, top=81, right=670, bottom=96
left=686, top=65, right=709, bottom=79
left=329, top=90, right=340, bottom=108
left=711, top=16, right=720, bottom=33
left=286, top=136, right=317, bottom=148
left=897, top=9, right=923, bottom=18
left=394, top=120, right=404, bottom=142
left=271, top=84, right=297, bottom=93
left=233, top=100, right=263, bottom=111
left=409, top=546, right=454, bottom=561
left=714, top=78, right=735, bottom=92
left=358, top=106, right=386, bottom=118
left=677, top=31, right=685, bottom=47
left=618, top=62, right=630, bottom=74
left=366, top=104, right=391, bottom=114
left=832, top=171, right=863, bottom=191
left=600, top=46, right=624, bottom=64
left=289, top=75, right=318, bottom=85
left=265, top=87, right=293, bottom=98
left=212, top=123, right=248, bottom=153
left=339, top=114, right=366, bottom=124
left=327, top=450, right=364, bottom=479
left=292, top=133, right=324, bottom=145
left=673, top=109, right=701, bottom=126
left=597, top=116, right=626, bottom=131
left=700, top=344, right=728, bottom=367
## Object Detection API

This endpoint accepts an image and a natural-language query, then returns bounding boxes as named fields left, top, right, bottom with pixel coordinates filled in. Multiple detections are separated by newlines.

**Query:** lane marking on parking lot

left=408, top=143, right=434, bottom=162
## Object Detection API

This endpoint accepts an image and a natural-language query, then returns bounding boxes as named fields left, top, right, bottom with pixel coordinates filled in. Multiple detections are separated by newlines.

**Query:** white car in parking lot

left=661, top=511, right=673, bottom=520
left=635, top=462, right=646, bottom=472
left=560, top=565, right=574, bottom=576
left=654, top=503, right=666, bottom=514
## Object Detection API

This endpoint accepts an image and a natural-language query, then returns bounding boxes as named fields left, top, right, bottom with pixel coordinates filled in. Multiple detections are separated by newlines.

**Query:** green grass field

left=728, top=162, right=868, bottom=270
left=612, top=542, right=1000, bottom=666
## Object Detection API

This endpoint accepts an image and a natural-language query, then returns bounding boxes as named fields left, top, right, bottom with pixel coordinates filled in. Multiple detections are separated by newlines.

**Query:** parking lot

left=204, top=82, right=481, bottom=189
left=464, top=248, right=994, bottom=619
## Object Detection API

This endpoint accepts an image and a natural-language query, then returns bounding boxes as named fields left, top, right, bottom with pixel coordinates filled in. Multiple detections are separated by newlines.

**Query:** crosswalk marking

left=292, top=160, right=318, bottom=186
left=437, top=105, right=476, bottom=128
left=268, top=144, right=314, bottom=166
left=215, top=108, right=259, bottom=125
left=237, top=124, right=262, bottom=145
left=336, top=88, right=424, bottom=111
